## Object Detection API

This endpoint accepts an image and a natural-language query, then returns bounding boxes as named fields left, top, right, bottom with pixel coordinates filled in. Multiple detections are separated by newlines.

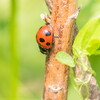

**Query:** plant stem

left=9, top=0, right=18, bottom=100
left=43, top=0, right=78, bottom=99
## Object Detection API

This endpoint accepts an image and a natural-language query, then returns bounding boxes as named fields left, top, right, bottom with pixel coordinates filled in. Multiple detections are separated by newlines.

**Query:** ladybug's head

left=39, top=46, right=49, bottom=54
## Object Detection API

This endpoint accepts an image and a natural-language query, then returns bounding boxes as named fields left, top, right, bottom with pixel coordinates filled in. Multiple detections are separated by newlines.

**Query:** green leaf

left=56, top=51, right=75, bottom=67
left=73, top=17, right=100, bottom=55
left=68, top=68, right=83, bottom=100
left=68, top=84, right=83, bottom=100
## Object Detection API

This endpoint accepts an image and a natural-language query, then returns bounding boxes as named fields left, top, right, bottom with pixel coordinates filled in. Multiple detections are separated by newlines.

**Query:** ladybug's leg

left=40, top=14, right=51, bottom=24
left=52, top=35, right=59, bottom=46
left=54, top=35, right=59, bottom=38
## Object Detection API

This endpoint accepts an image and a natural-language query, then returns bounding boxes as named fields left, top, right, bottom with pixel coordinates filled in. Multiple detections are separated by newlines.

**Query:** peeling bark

left=45, top=0, right=53, bottom=13
left=43, top=0, right=78, bottom=100
left=89, top=76, right=100, bottom=100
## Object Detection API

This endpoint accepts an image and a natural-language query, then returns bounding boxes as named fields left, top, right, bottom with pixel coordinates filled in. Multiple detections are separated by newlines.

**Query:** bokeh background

left=0, top=0, right=100, bottom=100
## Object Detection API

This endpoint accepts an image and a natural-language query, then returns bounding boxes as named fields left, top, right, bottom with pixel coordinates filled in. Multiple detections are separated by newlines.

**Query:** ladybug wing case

left=36, top=25, right=53, bottom=54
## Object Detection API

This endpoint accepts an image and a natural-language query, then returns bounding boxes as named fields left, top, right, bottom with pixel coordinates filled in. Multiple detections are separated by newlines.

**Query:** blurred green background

left=0, top=0, right=100, bottom=100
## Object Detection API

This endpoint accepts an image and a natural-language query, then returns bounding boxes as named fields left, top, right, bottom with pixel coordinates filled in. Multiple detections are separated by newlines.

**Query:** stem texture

left=43, top=0, right=78, bottom=99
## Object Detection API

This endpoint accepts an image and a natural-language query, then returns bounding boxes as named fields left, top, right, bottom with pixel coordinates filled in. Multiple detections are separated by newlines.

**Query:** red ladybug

left=36, top=25, right=53, bottom=54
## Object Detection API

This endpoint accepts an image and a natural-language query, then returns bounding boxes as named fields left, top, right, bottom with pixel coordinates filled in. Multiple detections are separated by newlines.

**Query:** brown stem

left=43, top=0, right=78, bottom=100
left=44, top=0, right=100, bottom=100
left=75, top=56, right=100, bottom=100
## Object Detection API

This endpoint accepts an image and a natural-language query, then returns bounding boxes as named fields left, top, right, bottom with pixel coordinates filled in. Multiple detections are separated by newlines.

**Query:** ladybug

left=36, top=25, right=53, bottom=54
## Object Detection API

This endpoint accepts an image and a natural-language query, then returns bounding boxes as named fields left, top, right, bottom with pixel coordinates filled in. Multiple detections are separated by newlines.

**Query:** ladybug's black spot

left=46, top=42, right=50, bottom=46
left=44, top=30, right=51, bottom=36
left=39, top=38, right=45, bottom=42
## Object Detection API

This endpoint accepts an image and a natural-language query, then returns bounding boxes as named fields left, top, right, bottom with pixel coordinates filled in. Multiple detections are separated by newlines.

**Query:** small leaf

left=56, top=51, right=75, bottom=67
left=73, top=17, right=100, bottom=55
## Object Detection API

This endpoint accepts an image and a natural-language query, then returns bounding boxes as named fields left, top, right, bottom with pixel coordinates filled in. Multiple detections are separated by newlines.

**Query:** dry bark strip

left=75, top=58, right=100, bottom=100
left=43, top=0, right=78, bottom=100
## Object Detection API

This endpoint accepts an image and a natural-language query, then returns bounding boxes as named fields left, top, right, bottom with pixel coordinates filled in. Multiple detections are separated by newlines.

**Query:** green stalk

left=9, top=0, right=18, bottom=100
